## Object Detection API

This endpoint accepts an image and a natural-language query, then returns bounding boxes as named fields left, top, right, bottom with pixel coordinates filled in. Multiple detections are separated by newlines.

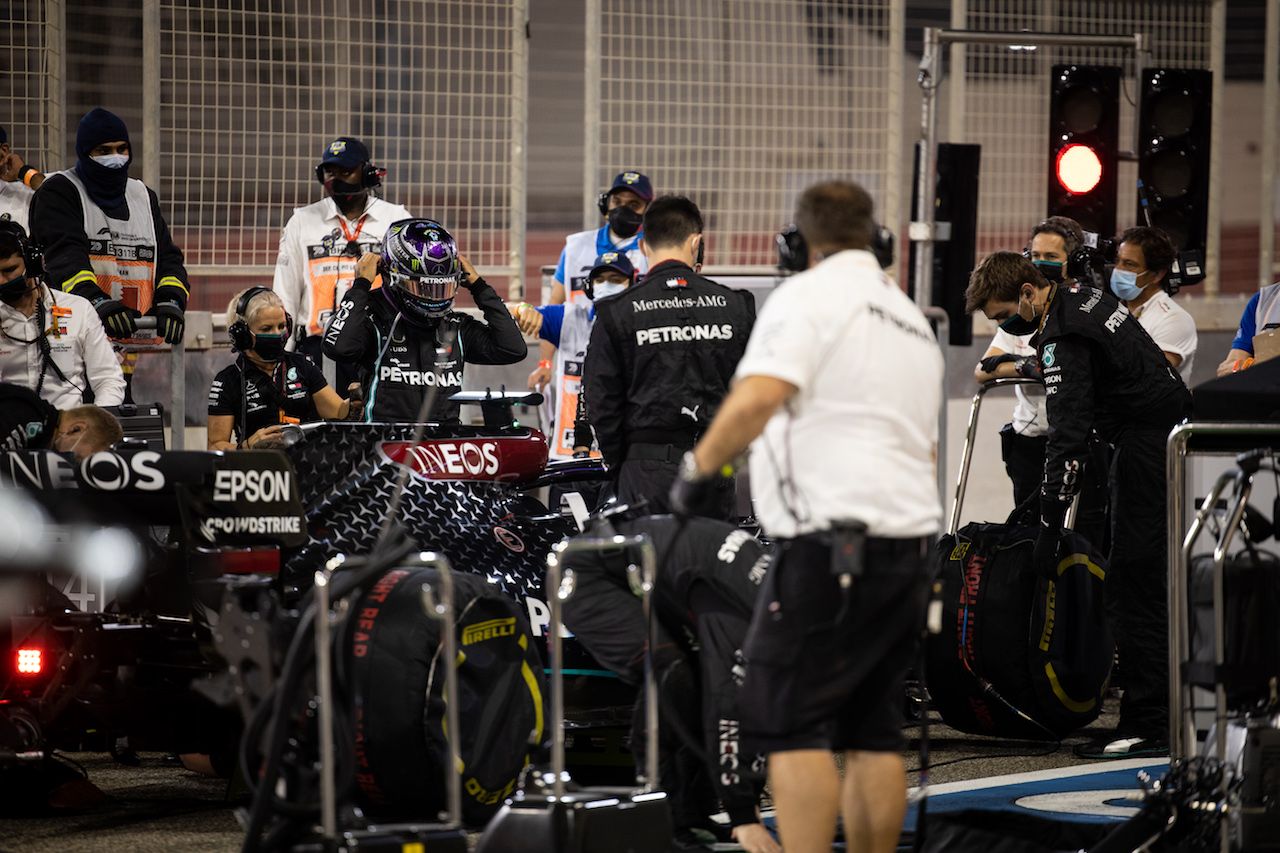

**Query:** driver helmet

left=381, top=218, right=462, bottom=324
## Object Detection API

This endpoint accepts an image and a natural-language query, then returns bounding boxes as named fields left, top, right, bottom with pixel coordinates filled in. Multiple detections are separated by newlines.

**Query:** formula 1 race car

left=1, top=391, right=631, bottom=816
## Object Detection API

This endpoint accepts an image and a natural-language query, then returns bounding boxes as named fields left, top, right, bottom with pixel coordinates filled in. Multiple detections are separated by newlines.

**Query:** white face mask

left=592, top=281, right=627, bottom=302
left=91, top=153, right=130, bottom=170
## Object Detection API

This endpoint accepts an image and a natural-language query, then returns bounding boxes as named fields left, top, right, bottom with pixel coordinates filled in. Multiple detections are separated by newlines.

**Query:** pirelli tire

left=348, top=566, right=545, bottom=826
left=926, top=522, right=1113, bottom=740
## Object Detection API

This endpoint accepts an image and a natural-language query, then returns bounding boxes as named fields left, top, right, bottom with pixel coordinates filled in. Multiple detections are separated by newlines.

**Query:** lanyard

left=338, top=214, right=368, bottom=257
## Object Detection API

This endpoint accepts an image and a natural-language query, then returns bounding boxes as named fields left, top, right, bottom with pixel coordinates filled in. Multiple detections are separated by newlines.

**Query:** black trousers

left=1106, top=433, right=1170, bottom=738
left=617, top=457, right=736, bottom=521
left=1000, top=425, right=1110, bottom=553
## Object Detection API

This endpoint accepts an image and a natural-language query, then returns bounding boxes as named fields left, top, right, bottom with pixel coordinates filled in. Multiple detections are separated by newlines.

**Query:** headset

left=229, top=286, right=293, bottom=353
left=314, top=161, right=386, bottom=190
left=0, top=220, right=44, bottom=279
left=776, top=222, right=894, bottom=272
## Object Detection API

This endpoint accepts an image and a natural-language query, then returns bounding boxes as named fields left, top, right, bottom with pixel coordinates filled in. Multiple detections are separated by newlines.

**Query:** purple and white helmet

left=381, top=219, right=462, bottom=324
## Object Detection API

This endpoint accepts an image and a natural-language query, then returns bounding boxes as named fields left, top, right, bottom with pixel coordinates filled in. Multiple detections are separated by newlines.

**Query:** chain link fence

left=160, top=0, right=528, bottom=308
left=587, top=0, right=905, bottom=271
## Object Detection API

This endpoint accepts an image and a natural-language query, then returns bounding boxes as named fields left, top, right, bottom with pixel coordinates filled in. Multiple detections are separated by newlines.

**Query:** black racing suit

left=322, top=277, right=525, bottom=423
left=0, top=382, right=60, bottom=451
left=560, top=514, right=770, bottom=834
left=1035, top=283, right=1192, bottom=739
left=584, top=261, right=755, bottom=517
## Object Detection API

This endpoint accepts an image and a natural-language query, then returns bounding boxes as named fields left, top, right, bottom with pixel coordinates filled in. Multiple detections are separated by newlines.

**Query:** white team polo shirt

left=736, top=249, right=943, bottom=539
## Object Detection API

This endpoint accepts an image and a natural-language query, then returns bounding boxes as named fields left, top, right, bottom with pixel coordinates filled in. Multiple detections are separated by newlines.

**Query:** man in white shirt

left=0, top=222, right=124, bottom=409
left=672, top=180, right=942, bottom=853
left=272, top=137, right=411, bottom=368
left=1108, top=225, right=1198, bottom=380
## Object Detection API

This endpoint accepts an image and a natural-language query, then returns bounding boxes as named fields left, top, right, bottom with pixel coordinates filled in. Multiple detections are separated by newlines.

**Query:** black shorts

left=740, top=533, right=933, bottom=754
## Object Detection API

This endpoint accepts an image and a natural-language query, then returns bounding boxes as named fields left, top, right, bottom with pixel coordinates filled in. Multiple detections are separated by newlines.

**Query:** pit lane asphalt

left=0, top=698, right=1131, bottom=853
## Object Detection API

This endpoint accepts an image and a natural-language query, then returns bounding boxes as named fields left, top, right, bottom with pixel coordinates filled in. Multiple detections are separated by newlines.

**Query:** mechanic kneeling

left=559, top=512, right=779, bottom=853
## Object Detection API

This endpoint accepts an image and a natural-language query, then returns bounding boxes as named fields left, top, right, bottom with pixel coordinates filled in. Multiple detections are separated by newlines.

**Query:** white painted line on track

left=908, top=757, right=1167, bottom=797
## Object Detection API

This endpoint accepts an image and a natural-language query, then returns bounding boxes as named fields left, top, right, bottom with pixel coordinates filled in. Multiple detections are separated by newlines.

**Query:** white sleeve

left=272, top=214, right=303, bottom=319
left=81, top=307, right=126, bottom=406
left=1147, top=306, right=1198, bottom=360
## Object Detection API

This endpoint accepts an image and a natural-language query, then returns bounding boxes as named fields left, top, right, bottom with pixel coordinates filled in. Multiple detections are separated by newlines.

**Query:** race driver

left=323, top=219, right=524, bottom=423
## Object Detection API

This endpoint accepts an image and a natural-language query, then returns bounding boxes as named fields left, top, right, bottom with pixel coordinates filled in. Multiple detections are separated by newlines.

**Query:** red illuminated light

left=16, top=648, right=42, bottom=675
left=1055, top=144, right=1103, bottom=194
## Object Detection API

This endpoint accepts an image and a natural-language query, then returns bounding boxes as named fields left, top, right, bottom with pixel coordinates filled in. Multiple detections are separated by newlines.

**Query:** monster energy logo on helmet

left=381, top=218, right=463, bottom=324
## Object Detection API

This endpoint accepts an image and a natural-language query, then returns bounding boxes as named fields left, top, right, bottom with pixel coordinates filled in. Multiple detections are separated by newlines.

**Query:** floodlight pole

left=912, top=29, right=1148, bottom=314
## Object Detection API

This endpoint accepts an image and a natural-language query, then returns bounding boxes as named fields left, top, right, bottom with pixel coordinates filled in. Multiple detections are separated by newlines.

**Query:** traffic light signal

left=1137, top=68, right=1212, bottom=262
left=1047, top=65, right=1120, bottom=238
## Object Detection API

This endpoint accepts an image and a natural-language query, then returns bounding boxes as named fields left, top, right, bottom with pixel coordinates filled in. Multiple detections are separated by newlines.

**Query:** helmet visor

left=391, top=271, right=458, bottom=304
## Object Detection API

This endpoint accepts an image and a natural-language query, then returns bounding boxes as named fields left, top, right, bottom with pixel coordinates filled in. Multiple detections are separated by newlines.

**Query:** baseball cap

left=605, top=171, right=654, bottom=202
left=321, top=137, right=370, bottom=168
left=586, top=251, right=636, bottom=282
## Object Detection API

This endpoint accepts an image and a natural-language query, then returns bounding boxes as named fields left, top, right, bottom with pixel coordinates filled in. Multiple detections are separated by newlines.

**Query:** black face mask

left=1033, top=259, right=1065, bottom=283
left=999, top=312, right=1039, bottom=336
left=607, top=206, right=643, bottom=239
left=326, top=177, right=367, bottom=200
left=0, top=273, right=31, bottom=305
left=251, top=333, right=286, bottom=362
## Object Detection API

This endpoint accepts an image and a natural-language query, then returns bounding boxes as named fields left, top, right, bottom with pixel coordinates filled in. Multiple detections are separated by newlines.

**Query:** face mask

left=592, top=281, right=626, bottom=302
left=1033, top=259, right=1064, bottom=283
left=91, top=153, right=130, bottom=170
left=998, top=293, right=1040, bottom=335
left=0, top=272, right=29, bottom=305
left=1110, top=268, right=1144, bottom=301
left=326, top=177, right=366, bottom=199
left=607, top=206, right=643, bottom=239
left=251, top=333, right=286, bottom=362
left=55, top=427, right=86, bottom=458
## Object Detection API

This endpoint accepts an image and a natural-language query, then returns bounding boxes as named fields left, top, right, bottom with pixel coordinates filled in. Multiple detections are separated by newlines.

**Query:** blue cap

left=587, top=251, right=636, bottom=282
left=606, top=171, right=654, bottom=202
left=321, top=137, right=371, bottom=168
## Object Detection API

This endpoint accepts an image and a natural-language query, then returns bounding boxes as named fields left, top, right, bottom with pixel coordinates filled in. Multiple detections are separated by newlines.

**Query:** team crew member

left=975, top=217, right=1083, bottom=507
left=966, top=251, right=1192, bottom=758
left=584, top=195, right=754, bottom=517
left=0, top=223, right=124, bottom=408
left=272, top=136, right=411, bottom=365
left=0, top=124, right=45, bottom=231
left=29, top=108, right=189, bottom=347
left=207, top=287, right=360, bottom=451
left=323, top=219, right=525, bottom=423
left=1109, top=226, right=1197, bottom=380
left=512, top=251, right=635, bottom=459
left=560, top=513, right=779, bottom=853
left=0, top=381, right=123, bottom=460
left=531, top=171, right=653, bottom=392
left=671, top=180, right=941, bottom=853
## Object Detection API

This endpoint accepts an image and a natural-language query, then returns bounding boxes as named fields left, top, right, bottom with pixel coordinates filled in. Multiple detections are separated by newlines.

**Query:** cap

left=586, top=250, right=636, bottom=282
left=605, top=171, right=654, bottom=202
left=321, top=137, right=371, bottom=169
